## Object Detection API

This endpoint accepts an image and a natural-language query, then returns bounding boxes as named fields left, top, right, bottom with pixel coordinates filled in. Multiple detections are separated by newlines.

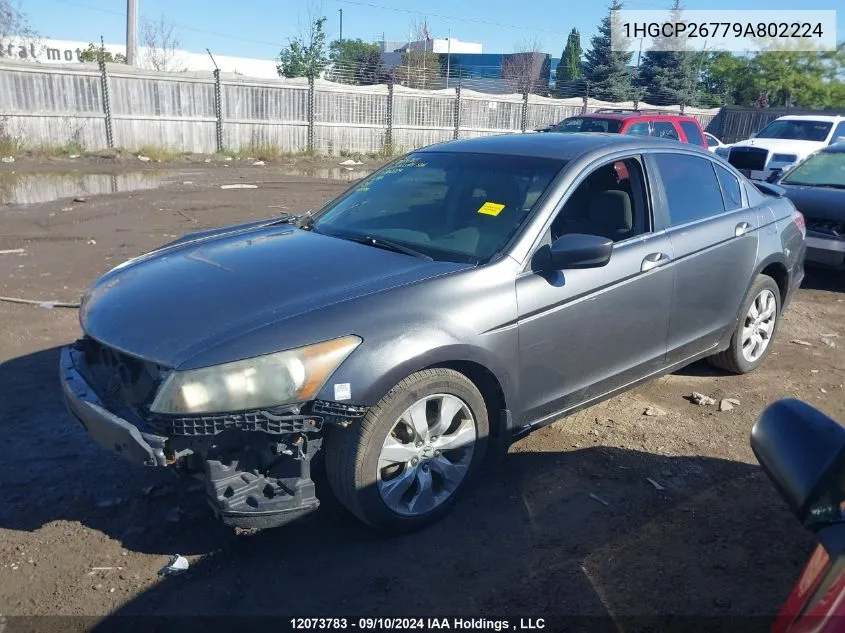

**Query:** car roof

left=774, top=115, right=845, bottom=122
left=569, top=112, right=701, bottom=122
left=416, top=132, right=705, bottom=160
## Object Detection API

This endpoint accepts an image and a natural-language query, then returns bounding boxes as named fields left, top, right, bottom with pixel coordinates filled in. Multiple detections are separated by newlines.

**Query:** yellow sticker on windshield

left=477, top=202, right=506, bottom=216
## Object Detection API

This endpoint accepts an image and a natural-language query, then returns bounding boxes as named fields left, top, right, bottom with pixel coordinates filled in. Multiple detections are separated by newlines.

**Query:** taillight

left=792, top=210, right=806, bottom=238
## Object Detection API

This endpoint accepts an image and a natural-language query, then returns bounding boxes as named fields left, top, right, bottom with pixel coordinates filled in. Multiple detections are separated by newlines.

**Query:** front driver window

left=551, top=157, right=650, bottom=243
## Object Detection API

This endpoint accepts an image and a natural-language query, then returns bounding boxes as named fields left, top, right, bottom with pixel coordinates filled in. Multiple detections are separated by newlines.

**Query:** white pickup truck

left=716, top=115, right=845, bottom=181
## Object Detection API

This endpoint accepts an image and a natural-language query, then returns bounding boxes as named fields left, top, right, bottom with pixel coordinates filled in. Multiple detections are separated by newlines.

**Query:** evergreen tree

left=634, top=0, right=700, bottom=105
left=583, top=0, right=632, bottom=101
left=556, top=28, right=583, bottom=93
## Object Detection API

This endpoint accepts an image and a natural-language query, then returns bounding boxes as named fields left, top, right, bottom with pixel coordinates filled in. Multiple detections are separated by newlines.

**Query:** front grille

left=728, top=147, right=768, bottom=171
left=806, top=218, right=845, bottom=238
left=80, top=336, right=165, bottom=409
left=152, top=410, right=320, bottom=436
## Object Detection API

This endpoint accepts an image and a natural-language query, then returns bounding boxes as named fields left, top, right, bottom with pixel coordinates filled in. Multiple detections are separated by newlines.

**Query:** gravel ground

left=0, top=156, right=843, bottom=629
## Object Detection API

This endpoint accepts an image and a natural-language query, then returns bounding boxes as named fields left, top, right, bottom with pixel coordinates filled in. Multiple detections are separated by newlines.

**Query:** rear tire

left=708, top=274, right=781, bottom=374
left=325, top=368, right=489, bottom=534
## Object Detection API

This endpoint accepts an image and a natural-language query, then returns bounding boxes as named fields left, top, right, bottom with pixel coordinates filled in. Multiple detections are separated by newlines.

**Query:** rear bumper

left=60, top=345, right=168, bottom=467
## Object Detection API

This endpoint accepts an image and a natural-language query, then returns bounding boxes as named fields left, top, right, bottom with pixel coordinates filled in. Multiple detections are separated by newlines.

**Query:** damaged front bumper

left=61, top=346, right=169, bottom=467
left=60, top=342, right=367, bottom=529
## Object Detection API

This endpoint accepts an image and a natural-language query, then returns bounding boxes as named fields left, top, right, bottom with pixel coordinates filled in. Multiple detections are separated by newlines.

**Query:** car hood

left=780, top=183, right=845, bottom=222
left=730, top=138, right=825, bottom=157
left=80, top=223, right=470, bottom=368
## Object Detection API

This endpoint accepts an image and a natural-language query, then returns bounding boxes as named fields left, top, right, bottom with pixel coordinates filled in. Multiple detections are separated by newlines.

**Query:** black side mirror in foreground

left=548, top=233, right=613, bottom=270
left=751, top=399, right=845, bottom=530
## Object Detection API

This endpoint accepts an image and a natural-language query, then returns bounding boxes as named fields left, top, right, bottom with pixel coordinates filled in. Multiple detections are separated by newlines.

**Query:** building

left=378, top=37, right=482, bottom=55
left=0, top=36, right=278, bottom=78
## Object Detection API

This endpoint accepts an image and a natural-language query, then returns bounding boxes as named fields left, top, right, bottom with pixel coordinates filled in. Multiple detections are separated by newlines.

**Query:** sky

left=17, top=0, right=845, bottom=61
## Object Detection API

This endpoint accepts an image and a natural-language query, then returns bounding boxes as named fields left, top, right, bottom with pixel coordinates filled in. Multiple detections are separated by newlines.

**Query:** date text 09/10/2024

left=289, top=618, right=547, bottom=631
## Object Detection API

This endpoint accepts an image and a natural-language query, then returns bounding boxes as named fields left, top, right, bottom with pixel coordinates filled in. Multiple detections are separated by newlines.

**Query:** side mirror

left=751, top=399, right=845, bottom=530
left=549, top=233, right=613, bottom=270
left=766, top=170, right=782, bottom=183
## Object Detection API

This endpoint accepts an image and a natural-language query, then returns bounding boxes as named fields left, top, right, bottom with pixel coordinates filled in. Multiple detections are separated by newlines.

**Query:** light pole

left=338, top=8, right=343, bottom=42
left=126, top=0, right=137, bottom=65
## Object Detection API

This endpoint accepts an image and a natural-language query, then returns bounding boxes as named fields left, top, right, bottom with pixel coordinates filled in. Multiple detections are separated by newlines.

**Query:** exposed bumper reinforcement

left=60, top=346, right=168, bottom=467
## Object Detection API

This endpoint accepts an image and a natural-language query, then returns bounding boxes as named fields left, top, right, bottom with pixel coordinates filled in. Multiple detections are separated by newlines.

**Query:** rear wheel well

left=760, top=262, right=788, bottom=306
left=425, top=360, right=507, bottom=441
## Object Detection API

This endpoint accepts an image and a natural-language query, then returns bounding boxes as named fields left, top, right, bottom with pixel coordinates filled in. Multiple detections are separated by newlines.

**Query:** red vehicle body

left=751, top=400, right=845, bottom=633
left=543, top=111, right=710, bottom=149
left=774, top=544, right=845, bottom=633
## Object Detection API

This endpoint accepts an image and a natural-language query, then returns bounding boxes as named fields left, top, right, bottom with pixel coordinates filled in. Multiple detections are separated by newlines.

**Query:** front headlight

left=149, top=335, right=362, bottom=415
left=772, top=154, right=797, bottom=163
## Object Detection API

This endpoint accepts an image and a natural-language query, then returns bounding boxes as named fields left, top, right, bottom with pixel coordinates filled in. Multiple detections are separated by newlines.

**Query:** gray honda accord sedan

left=61, top=133, right=806, bottom=533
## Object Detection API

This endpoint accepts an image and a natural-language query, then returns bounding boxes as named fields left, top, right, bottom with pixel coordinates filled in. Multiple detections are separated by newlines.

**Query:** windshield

left=552, top=117, right=623, bottom=134
left=756, top=120, right=832, bottom=142
left=781, top=151, right=845, bottom=188
left=313, top=152, right=565, bottom=263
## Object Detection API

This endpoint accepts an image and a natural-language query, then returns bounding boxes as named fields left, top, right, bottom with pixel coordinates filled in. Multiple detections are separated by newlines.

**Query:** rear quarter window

left=680, top=121, right=706, bottom=146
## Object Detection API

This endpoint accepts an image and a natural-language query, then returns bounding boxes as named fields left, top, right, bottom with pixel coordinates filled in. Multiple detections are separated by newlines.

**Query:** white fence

left=0, top=59, right=723, bottom=156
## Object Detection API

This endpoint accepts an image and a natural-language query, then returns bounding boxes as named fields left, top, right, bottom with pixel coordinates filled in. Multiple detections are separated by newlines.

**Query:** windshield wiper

left=335, top=233, right=433, bottom=260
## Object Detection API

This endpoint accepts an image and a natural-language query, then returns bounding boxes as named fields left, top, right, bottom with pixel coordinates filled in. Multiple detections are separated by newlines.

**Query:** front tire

left=325, top=368, right=489, bottom=533
left=709, top=274, right=781, bottom=374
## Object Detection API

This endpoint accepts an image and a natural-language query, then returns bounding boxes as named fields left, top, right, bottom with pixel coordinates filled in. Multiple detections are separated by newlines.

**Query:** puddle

left=278, top=167, right=371, bottom=181
left=0, top=171, right=168, bottom=205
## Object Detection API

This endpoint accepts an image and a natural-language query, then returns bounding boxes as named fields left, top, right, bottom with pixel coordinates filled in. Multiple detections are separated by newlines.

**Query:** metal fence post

left=521, top=89, right=529, bottom=133
left=307, top=74, right=315, bottom=153
left=453, top=83, right=461, bottom=140
left=213, top=68, right=224, bottom=153
left=582, top=81, right=590, bottom=115
left=98, top=57, right=114, bottom=148
left=385, top=79, right=394, bottom=155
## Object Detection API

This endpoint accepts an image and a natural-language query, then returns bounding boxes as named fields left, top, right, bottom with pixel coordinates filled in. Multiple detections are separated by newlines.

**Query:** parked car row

left=538, top=110, right=844, bottom=271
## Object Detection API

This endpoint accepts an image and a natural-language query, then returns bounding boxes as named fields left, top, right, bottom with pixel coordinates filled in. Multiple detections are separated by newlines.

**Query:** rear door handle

left=735, top=222, right=752, bottom=237
left=641, top=252, right=670, bottom=272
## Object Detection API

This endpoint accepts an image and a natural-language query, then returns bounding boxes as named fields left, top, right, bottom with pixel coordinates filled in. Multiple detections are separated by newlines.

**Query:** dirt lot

left=1, top=156, right=843, bottom=630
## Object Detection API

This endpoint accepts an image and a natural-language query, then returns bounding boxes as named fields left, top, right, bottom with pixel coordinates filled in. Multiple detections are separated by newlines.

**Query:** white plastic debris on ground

left=1, top=156, right=15, bottom=163
left=220, top=184, right=257, bottom=189
left=158, top=554, right=189, bottom=576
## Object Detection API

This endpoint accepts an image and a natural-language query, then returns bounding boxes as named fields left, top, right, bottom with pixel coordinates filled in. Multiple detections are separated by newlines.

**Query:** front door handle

left=735, top=222, right=752, bottom=237
left=641, top=252, right=670, bottom=272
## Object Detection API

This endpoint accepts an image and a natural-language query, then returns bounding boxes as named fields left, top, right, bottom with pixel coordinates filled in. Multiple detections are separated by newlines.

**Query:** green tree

left=698, top=51, right=754, bottom=106
left=327, top=38, right=383, bottom=84
left=78, top=43, right=126, bottom=64
left=749, top=44, right=839, bottom=108
left=635, top=0, right=700, bottom=105
left=357, top=49, right=388, bottom=85
left=556, top=27, right=583, bottom=90
left=583, top=0, right=632, bottom=101
left=277, top=17, right=328, bottom=79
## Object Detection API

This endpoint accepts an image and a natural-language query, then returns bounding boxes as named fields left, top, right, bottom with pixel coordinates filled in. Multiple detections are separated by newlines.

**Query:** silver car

left=61, top=133, right=806, bottom=533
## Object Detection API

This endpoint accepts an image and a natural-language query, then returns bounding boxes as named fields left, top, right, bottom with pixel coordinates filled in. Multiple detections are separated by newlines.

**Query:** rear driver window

left=654, top=154, right=725, bottom=226
left=652, top=122, right=679, bottom=140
